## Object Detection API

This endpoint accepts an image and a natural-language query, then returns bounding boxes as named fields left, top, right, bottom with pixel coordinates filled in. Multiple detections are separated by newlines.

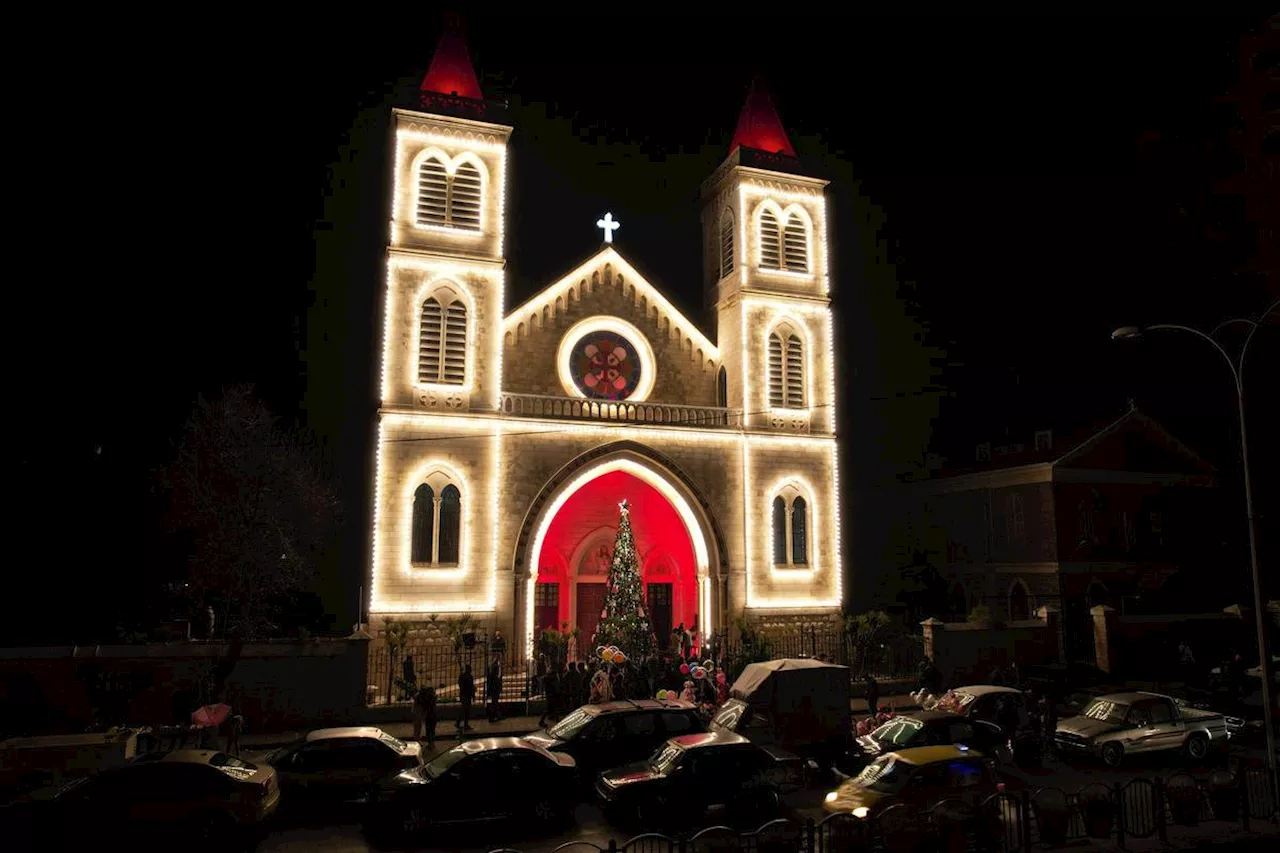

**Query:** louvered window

left=768, top=333, right=785, bottom=407
left=759, top=209, right=781, bottom=269
left=419, top=295, right=467, bottom=385
left=783, top=214, right=808, bottom=272
left=415, top=156, right=483, bottom=231
left=772, top=496, right=788, bottom=564
left=768, top=329, right=805, bottom=409
left=719, top=210, right=735, bottom=279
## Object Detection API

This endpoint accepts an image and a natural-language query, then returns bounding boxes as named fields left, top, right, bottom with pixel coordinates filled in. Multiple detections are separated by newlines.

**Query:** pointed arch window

left=1008, top=579, right=1031, bottom=621
left=410, top=474, right=464, bottom=567
left=419, top=290, right=467, bottom=386
left=771, top=485, right=813, bottom=568
left=416, top=155, right=484, bottom=231
left=716, top=366, right=728, bottom=409
left=767, top=325, right=805, bottom=409
left=719, top=209, right=735, bottom=279
left=758, top=207, right=809, bottom=273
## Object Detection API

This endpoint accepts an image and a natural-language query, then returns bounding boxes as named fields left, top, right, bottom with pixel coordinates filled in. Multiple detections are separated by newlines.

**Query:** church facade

left=369, top=27, right=844, bottom=659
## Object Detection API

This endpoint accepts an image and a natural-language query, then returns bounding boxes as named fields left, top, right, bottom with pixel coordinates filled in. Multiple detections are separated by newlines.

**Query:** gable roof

left=1052, top=407, right=1214, bottom=474
left=502, top=245, right=720, bottom=359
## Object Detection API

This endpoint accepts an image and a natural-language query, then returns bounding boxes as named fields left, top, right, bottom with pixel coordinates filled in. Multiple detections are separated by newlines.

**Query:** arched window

left=771, top=485, right=813, bottom=568
left=772, top=496, right=788, bottom=565
left=411, top=484, right=434, bottom=563
left=415, top=155, right=484, bottom=230
left=791, top=496, right=808, bottom=565
left=758, top=206, right=809, bottom=273
left=949, top=582, right=969, bottom=618
left=1009, top=579, right=1031, bottom=621
left=767, top=325, right=805, bottom=409
left=718, top=209, right=735, bottom=279
left=716, top=366, right=728, bottom=409
left=1006, top=493, right=1025, bottom=542
left=1087, top=580, right=1110, bottom=609
left=410, top=474, right=463, bottom=567
left=419, top=290, right=467, bottom=385
left=438, top=485, right=461, bottom=564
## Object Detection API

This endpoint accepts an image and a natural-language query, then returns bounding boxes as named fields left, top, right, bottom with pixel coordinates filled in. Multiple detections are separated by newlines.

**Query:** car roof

left=953, top=685, right=1022, bottom=697
left=139, top=750, right=224, bottom=765
left=1095, top=691, right=1162, bottom=704
left=887, top=745, right=985, bottom=765
left=589, top=699, right=696, bottom=715
left=671, top=731, right=749, bottom=749
left=900, top=710, right=968, bottom=724
left=305, top=726, right=389, bottom=742
left=449, top=736, right=542, bottom=753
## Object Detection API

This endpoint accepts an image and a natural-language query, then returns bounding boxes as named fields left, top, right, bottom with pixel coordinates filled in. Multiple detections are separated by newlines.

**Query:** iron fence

left=485, top=767, right=1279, bottom=853
left=367, top=639, right=535, bottom=708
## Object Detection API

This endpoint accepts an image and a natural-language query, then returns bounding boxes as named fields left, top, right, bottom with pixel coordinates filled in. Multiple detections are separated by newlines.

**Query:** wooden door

left=647, top=583, right=673, bottom=649
left=577, top=583, right=607, bottom=647
left=534, top=582, right=560, bottom=634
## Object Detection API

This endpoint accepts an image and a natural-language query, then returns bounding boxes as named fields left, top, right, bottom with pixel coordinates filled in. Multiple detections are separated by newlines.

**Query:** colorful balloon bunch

left=595, top=644, right=627, bottom=665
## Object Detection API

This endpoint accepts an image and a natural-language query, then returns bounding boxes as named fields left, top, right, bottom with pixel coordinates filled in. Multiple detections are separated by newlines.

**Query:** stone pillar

left=1091, top=605, right=1119, bottom=674
left=921, top=617, right=944, bottom=665
left=1037, top=604, right=1062, bottom=663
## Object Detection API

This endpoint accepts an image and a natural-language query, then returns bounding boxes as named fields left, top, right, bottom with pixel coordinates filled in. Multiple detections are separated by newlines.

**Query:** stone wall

left=0, top=636, right=370, bottom=736
left=921, top=607, right=1062, bottom=685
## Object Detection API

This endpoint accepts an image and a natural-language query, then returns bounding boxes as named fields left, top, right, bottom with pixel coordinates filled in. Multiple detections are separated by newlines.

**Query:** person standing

left=864, top=674, right=880, bottom=717
left=486, top=659, right=503, bottom=723
left=225, top=713, right=244, bottom=757
left=402, top=655, right=417, bottom=702
left=413, top=684, right=436, bottom=746
left=540, top=666, right=559, bottom=727
left=457, top=664, right=475, bottom=732
left=565, top=662, right=582, bottom=713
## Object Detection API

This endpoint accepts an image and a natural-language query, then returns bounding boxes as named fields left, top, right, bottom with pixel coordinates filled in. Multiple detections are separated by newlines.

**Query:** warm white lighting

left=763, top=309, right=815, bottom=416
left=831, top=442, right=844, bottom=605
left=766, top=476, right=820, bottom=578
left=503, top=247, right=720, bottom=361
left=412, top=277, right=478, bottom=394
left=750, top=199, right=815, bottom=280
left=852, top=807, right=870, bottom=819
left=408, top=147, right=489, bottom=236
left=555, top=315, right=656, bottom=403
left=596, top=212, right=620, bottom=243
left=739, top=182, right=824, bottom=204
left=399, top=460, right=470, bottom=579
left=825, top=310, right=837, bottom=432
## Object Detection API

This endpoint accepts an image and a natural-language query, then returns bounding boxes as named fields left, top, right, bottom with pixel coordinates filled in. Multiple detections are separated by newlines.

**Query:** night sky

left=13, top=9, right=1277, bottom=642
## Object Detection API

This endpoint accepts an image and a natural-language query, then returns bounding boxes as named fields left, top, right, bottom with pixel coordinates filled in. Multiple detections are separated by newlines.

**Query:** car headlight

left=824, top=792, right=838, bottom=803
left=852, top=807, right=870, bottom=819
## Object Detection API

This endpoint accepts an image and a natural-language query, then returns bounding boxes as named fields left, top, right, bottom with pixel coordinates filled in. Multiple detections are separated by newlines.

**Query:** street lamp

left=1112, top=298, right=1279, bottom=780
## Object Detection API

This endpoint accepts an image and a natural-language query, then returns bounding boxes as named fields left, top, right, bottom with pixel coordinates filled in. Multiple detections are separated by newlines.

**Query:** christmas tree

left=593, top=500, right=654, bottom=658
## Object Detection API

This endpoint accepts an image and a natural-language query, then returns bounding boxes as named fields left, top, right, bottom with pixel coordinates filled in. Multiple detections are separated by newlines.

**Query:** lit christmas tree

left=593, top=500, right=654, bottom=658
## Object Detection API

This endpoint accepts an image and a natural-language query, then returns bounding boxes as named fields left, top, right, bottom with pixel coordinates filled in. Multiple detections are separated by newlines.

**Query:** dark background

left=9, top=8, right=1276, bottom=644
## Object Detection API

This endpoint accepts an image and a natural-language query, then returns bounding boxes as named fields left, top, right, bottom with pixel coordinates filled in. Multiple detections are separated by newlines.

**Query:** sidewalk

left=238, top=693, right=921, bottom=751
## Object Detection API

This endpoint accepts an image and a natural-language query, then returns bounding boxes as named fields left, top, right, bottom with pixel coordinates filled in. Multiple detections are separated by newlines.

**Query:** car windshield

left=870, top=719, right=923, bottom=747
left=1082, top=700, right=1129, bottom=724
left=650, top=743, right=684, bottom=775
left=711, top=703, right=744, bottom=732
left=424, top=744, right=475, bottom=779
left=209, top=753, right=257, bottom=780
left=379, top=733, right=408, bottom=752
left=548, top=708, right=594, bottom=740
left=855, top=756, right=912, bottom=793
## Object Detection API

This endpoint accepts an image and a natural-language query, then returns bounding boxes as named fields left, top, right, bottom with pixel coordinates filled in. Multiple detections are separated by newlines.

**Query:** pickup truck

left=1054, top=691, right=1230, bottom=768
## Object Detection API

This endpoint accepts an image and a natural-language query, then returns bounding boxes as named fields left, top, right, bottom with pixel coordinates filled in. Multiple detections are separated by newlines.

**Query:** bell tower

left=381, top=14, right=511, bottom=415
left=700, top=78, right=833, bottom=435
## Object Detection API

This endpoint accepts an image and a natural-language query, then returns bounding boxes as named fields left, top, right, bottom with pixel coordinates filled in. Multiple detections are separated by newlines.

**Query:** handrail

left=499, top=392, right=742, bottom=428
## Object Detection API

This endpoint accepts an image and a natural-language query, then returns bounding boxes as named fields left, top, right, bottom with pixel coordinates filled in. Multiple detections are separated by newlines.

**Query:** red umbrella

left=191, top=703, right=232, bottom=728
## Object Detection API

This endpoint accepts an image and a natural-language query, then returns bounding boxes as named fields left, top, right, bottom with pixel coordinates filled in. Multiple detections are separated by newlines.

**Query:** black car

left=596, top=731, right=782, bottom=827
left=523, top=699, right=704, bottom=782
left=849, top=711, right=1011, bottom=768
left=264, top=726, right=424, bottom=804
left=363, top=738, right=576, bottom=843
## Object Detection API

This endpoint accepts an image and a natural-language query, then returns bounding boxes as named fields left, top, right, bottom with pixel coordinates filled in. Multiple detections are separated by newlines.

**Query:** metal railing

left=368, top=640, right=534, bottom=708
left=486, top=768, right=1279, bottom=853
left=500, top=392, right=741, bottom=428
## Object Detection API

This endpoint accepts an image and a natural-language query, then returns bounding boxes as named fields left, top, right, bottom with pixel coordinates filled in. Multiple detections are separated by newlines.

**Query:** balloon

left=716, top=672, right=727, bottom=684
left=601, top=650, right=614, bottom=663
left=613, top=652, right=627, bottom=665
left=680, top=663, right=690, bottom=675
left=693, top=667, right=706, bottom=679
left=596, top=646, right=605, bottom=656
left=703, top=659, right=714, bottom=670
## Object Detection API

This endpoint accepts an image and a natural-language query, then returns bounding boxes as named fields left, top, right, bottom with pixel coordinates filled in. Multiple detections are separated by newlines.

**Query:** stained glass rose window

left=570, top=332, right=642, bottom=400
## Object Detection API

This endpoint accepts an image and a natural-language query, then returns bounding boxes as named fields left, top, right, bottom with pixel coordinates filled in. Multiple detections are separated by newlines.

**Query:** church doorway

left=531, top=467, right=702, bottom=657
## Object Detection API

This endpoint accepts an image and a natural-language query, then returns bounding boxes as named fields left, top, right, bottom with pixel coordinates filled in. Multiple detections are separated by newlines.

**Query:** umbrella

left=191, top=703, right=232, bottom=728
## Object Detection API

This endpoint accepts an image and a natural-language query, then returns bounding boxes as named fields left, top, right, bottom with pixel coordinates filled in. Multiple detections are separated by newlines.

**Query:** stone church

left=369, top=24, right=843, bottom=659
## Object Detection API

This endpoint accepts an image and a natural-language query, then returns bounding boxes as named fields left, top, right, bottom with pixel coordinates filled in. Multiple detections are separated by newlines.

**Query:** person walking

left=402, top=654, right=417, bottom=702
left=565, top=662, right=582, bottom=713
left=486, top=658, right=503, bottom=723
left=413, top=683, right=436, bottom=746
left=540, top=666, right=560, bottom=727
left=457, top=664, right=475, bottom=732
left=864, top=674, right=880, bottom=717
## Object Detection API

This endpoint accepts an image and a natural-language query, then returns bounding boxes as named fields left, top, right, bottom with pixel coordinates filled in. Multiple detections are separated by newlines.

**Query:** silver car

left=1054, top=691, right=1229, bottom=768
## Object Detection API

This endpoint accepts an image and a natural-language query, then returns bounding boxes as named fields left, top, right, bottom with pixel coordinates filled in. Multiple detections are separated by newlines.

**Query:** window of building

left=719, top=209, right=735, bottom=279
left=1008, top=579, right=1031, bottom=621
left=415, top=155, right=483, bottom=230
left=419, top=287, right=467, bottom=385
left=767, top=324, right=805, bottom=409
left=410, top=474, right=463, bottom=567
left=771, top=485, right=812, bottom=568
left=1007, top=493, right=1025, bottom=542
left=716, top=366, right=728, bottom=409
left=758, top=207, right=809, bottom=273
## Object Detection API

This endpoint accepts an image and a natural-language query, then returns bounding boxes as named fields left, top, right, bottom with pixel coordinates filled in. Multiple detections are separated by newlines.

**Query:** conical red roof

left=420, top=14, right=483, bottom=101
left=729, top=77, right=796, bottom=157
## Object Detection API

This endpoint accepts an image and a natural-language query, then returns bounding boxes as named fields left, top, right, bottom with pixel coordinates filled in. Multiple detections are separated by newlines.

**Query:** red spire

left=729, top=76, right=796, bottom=158
left=420, top=13, right=484, bottom=101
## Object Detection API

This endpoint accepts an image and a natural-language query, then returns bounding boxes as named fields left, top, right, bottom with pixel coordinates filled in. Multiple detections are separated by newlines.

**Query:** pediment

left=1055, top=410, right=1214, bottom=476
left=501, top=247, right=721, bottom=406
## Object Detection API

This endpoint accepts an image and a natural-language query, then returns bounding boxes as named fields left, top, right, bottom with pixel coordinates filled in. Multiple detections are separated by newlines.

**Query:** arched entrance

left=519, top=451, right=720, bottom=659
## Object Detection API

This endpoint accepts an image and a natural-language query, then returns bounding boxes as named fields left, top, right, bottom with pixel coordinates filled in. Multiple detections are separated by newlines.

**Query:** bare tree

left=159, top=384, right=341, bottom=638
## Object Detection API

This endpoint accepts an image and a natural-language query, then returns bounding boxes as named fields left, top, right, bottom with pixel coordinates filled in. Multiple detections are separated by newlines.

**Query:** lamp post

left=1112, top=297, right=1279, bottom=779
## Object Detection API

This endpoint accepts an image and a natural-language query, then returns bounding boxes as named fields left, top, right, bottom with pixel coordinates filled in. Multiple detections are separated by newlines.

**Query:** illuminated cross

left=597, top=212, right=620, bottom=243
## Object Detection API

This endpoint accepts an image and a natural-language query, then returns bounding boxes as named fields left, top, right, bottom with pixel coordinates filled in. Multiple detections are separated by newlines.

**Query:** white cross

left=596, top=212, right=620, bottom=243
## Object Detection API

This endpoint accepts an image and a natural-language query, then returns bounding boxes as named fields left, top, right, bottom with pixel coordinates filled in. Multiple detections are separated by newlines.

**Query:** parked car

left=1054, top=691, right=1231, bottom=768
left=849, top=711, right=1012, bottom=769
left=823, top=745, right=1001, bottom=820
left=596, top=731, right=785, bottom=827
left=264, top=726, right=423, bottom=803
left=363, top=737, right=576, bottom=844
left=19, top=749, right=278, bottom=848
left=523, top=699, right=704, bottom=782
left=933, top=685, right=1039, bottom=765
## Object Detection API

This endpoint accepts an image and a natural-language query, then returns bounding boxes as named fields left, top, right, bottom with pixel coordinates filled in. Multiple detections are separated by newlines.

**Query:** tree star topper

left=618, top=498, right=630, bottom=516
left=597, top=212, right=620, bottom=243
